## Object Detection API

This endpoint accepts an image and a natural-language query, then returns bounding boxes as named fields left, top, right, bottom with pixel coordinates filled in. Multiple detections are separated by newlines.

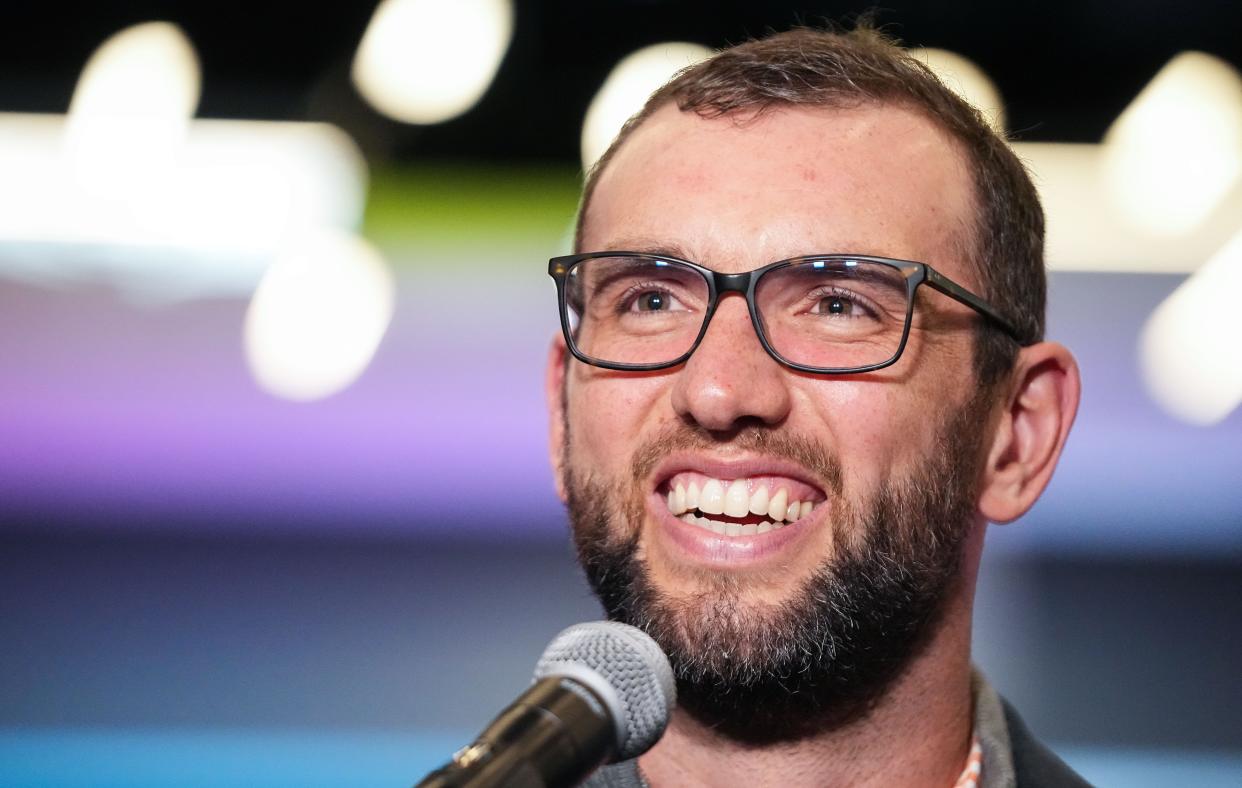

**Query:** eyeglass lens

left=563, top=256, right=915, bottom=369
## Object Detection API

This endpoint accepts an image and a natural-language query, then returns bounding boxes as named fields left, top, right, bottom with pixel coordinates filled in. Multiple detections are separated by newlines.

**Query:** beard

left=563, top=401, right=987, bottom=744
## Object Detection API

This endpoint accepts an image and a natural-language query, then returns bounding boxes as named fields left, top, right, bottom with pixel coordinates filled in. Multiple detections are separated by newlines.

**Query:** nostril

left=671, top=374, right=792, bottom=432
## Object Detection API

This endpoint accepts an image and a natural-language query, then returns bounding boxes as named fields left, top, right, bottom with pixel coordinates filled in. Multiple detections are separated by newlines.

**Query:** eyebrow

left=594, top=238, right=699, bottom=262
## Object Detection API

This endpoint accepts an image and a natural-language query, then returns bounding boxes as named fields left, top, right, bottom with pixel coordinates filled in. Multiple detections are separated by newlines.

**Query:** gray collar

left=973, top=668, right=1017, bottom=788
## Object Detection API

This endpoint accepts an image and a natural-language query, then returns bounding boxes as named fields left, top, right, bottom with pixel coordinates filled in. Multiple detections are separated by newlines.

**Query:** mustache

left=629, top=422, right=844, bottom=497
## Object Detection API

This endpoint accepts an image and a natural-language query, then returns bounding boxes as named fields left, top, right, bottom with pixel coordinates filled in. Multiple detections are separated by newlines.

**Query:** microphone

left=416, top=621, right=676, bottom=788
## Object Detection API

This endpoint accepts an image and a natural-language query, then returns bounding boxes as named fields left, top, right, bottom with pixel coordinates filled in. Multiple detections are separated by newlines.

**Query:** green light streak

left=362, top=164, right=583, bottom=260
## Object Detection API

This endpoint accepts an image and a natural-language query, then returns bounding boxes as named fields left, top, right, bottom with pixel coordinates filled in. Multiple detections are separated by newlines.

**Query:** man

left=545, top=26, right=1085, bottom=788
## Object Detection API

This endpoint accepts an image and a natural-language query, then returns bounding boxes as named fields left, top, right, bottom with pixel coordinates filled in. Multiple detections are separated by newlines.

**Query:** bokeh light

left=1140, top=226, right=1242, bottom=425
left=0, top=17, right=368, bottom=302
left=244, top=229, right=395, bottom=401
left=910, top=48, right=1005, bottom=132
left=1102, top=51, right=1242, bottom=238
left=352, top=0, right=515, bottom=125
left=63, top=22, right=200, bottom=226
left=580, top=42, right=713, bottom=172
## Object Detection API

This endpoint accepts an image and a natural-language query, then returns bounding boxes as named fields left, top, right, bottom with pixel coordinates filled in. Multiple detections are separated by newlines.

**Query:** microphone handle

left=416, top=677, right=615, bottom=788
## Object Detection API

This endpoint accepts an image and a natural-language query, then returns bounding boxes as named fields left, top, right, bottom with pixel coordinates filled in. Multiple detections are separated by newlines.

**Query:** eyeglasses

left=548, top=251, right=1023, bottom=374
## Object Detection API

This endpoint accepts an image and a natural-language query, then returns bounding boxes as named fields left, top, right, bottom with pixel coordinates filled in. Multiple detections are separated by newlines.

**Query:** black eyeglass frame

left=548, top=251, right=1025, bottom=375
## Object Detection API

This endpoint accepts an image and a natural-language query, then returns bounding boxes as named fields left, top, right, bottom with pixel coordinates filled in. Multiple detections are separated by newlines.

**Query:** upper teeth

left=666, top=479, right=815, bottom=524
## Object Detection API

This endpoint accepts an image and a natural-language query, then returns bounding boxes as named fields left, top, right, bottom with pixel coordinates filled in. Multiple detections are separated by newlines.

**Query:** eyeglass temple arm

left=924, top=266, right=1023, bottom=342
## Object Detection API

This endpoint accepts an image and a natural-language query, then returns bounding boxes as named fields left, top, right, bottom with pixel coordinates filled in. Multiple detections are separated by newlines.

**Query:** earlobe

left=546, top=336, right=569, bottom=502
left=978, top=342, right=1081, bottom=524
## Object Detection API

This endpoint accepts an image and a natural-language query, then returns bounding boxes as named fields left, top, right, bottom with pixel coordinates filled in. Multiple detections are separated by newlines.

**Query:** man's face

left=550, top=103, right=994, bottom=736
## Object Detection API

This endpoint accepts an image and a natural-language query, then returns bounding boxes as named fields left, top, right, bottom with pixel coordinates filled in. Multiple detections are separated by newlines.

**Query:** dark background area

left=3, top=1, right=1241, bottom=157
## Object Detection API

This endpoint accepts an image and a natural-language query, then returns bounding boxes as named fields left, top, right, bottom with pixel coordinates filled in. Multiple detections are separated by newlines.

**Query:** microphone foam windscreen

left=533, top=621, right=676, bottom=761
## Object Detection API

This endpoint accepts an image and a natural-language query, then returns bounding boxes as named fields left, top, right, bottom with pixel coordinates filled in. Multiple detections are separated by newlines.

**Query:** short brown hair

left=575, top=25, right=1045, bottom=388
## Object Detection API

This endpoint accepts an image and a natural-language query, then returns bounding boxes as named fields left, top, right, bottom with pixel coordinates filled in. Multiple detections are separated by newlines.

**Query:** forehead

left=583, top=102, right=977, bottom=283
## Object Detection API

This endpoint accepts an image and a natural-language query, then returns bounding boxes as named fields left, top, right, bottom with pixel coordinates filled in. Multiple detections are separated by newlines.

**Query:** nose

left=670, top=294, right=793, bottom=432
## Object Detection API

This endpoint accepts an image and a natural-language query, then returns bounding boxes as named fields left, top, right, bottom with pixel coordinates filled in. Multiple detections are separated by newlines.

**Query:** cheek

left=795, top=377, right=936, bottom=487
left=567, top=372, right=669, bottom=473
left=805, top=325, right=978, bottom=481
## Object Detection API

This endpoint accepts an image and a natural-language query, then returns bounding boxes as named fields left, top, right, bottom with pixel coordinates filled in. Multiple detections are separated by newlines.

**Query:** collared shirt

left=954, top=735, right=984, bottom=788
left=973, top=669, right=1019, bottom=788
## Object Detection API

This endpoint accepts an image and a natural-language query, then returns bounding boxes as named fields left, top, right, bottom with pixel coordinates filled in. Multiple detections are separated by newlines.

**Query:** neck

left=638, top=531, right=984, bottom=788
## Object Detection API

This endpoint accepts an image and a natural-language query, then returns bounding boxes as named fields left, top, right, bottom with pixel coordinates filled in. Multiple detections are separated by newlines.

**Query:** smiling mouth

left=661, top=471, right=822, bottom=537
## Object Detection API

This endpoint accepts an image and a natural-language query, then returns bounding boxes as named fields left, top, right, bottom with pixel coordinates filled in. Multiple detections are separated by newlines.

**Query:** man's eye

left=811, top=294, right=861, bottom=316
left=629, top=290, right=675, bottom=312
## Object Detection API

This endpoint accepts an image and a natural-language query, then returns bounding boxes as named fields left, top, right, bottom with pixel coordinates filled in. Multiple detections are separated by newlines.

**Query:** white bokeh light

left=244, top=230, right=395, bottom=401
left=0, top=17, right=369, bottom=301
left=1140, top=227, right=1242, bottom=425
left=352, top=0, right=514, bottom=125
left=580, top=42, right=713, bottom=172
left=910, top=48, right=1006, bottom=132
left=66, top=21, right=200, bottom=136
left=1102, top=51, right=1242, bottom=238
left=63, top=21, right=200, bottom=215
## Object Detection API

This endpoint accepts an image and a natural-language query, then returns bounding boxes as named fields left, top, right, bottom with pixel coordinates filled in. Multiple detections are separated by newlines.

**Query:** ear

left=546, top=335, right=570, bottom=503
left=978, top=341, right=1081, bottom=524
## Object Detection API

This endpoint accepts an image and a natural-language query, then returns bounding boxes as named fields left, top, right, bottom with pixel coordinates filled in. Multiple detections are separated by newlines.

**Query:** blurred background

left=1, top=1, right=1240, bottom=785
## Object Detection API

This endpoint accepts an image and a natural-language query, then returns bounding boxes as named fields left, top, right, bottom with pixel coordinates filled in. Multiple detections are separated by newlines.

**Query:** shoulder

left=1001, top=699, right=1094, bottom=788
